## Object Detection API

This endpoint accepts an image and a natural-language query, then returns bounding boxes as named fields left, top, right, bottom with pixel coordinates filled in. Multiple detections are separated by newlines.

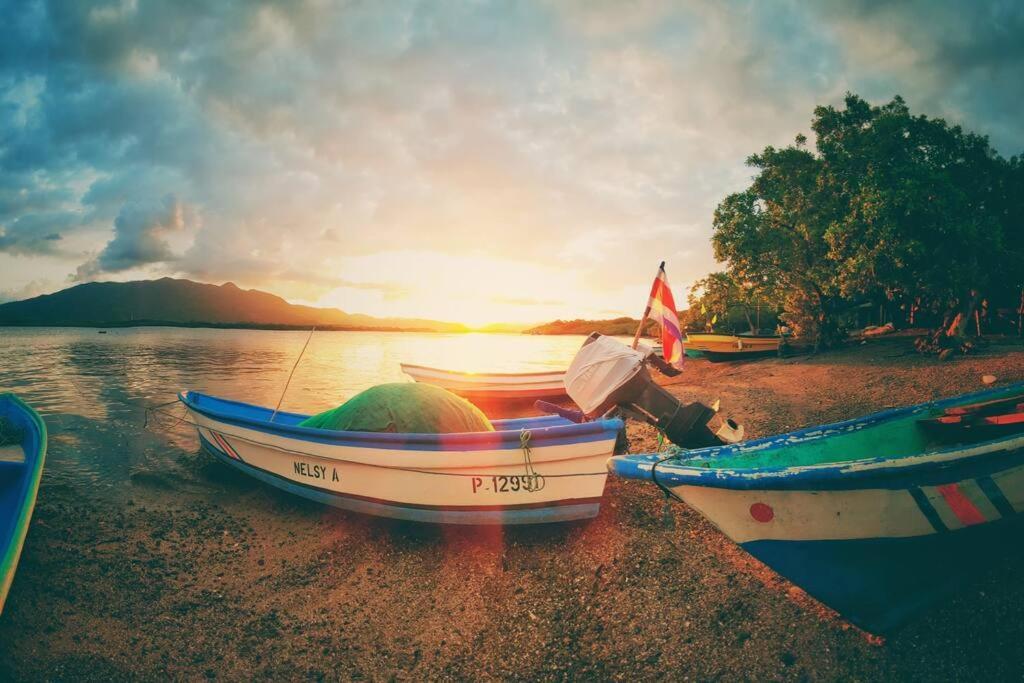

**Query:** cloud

left=74, top=194, right=192, bottom=280
left=0, top=277, right=52, bottom=303
left=0, top=212, right=66, bottom=254
left=0, top=1, right=1021, bottom=319
left=810, top=0, right=1024, bottom=153
left=491, top=296, right=565, bottom=307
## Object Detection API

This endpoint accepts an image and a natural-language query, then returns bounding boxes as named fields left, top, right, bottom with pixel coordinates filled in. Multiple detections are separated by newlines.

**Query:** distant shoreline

left=0, top=320, right=472, bottom=333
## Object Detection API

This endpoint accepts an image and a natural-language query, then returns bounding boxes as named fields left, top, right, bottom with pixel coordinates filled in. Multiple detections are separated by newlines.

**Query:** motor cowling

left=564, top=333, right=726, bottom=448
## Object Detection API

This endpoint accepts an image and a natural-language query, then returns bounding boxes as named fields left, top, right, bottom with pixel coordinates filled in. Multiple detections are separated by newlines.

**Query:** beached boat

left=179, top=391, right=621, bottom=525
left=400, top=364, right=568, bottom=401
left=0, top=395, right=47, bottom=614
left=609, top=383, right=1024, bottom=632
left=685, top=333, right=781, bottom=359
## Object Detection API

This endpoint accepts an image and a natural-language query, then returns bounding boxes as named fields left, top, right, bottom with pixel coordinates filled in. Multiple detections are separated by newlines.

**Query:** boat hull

left=0, top=395, right=47, bottom=614
left=742, top=514, right=1024, bottom=632
left=400, top=364, right=568, bottom=401
left=666, top=453, right=1024, bottom=631
left=685, top=334, right=780, bottom=359
left=182, top=391, right=619, bottom=525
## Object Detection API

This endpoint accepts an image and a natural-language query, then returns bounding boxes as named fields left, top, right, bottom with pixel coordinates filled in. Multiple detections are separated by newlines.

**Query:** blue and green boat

left=0, top=394, right=47, bottom=614
left=610, top=382, right=1024, bottom=632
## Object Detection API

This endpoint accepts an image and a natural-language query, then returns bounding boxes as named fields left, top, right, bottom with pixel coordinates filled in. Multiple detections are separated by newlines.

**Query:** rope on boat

left=650, top=450, right=685, bottom=529
left=518, top=429, right=546, bottom=492
left=142, top=399, right=188, bottom=431
left=270, top=326, right=316, bottom=423
left=143, top=405, right=601, bottom=479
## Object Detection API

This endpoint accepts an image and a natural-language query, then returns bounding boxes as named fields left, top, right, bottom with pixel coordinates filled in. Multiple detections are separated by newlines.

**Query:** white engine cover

left=564, top=335, right=647, bottom=415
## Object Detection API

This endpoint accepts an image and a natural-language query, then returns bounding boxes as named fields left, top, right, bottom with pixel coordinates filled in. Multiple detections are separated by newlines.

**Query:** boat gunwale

left=180, top=391, right=622, bottom=451
left=610, top=382, right=1024, bottom=490
left=0, top=393, right=47, bottom=612
left=400, top=363, right=567, bottom=379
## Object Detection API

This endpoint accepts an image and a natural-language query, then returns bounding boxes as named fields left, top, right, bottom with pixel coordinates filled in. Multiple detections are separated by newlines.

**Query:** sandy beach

left=2, top=334, right=1024, bottom=681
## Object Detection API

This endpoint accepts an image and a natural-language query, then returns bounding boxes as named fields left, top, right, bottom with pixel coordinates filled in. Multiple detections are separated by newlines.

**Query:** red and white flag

left=647, top=263, right=684, bottom=369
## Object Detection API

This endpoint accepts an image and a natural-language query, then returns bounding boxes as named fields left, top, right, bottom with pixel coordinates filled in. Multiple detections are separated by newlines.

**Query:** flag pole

left=631, top=261, right=664, bottom=349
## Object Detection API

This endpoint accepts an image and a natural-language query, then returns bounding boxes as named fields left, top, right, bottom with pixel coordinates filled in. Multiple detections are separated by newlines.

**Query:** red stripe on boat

left=213, top=432, right=241, bottom=460
left=984, top=412, right=1024, bottom=426
left=937, top=484, right=986, bottom=526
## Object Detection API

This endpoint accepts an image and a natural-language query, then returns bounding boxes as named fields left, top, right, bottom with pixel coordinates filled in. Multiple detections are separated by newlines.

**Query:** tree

left=711, top=93, right=1023, bottom=349
left=813, top=95, right=1008, bottom=337
left=687, top=271, right=778, bottom=334
left=712, top=143, right=842, bottom=347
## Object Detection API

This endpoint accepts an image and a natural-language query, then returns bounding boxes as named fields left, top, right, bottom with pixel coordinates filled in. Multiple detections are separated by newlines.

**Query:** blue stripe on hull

left=742, top=514, right=1024, bottom=633
left=182, top=390, right=623, bottom=452
left=199, top=436, right=600, bottom=525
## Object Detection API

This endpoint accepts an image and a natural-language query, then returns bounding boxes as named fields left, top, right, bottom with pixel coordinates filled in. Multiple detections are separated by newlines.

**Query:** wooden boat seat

left=0, top=444, right=25, bottom=464
left=917, top=399, right=1024, bottom=443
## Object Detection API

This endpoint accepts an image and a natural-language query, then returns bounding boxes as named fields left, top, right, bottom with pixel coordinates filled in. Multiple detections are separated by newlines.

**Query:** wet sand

left=3, top=335, right=1024, bottom=681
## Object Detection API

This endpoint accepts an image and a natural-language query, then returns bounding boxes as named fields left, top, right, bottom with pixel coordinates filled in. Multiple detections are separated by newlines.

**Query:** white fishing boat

left=179, top=391, right=621, bottom=524
left=399, top=364, right=568, bottom=401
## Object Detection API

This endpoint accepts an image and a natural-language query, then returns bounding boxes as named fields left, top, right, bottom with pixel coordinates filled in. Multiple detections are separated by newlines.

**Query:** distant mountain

left=473, top=322, right=532, bottom=334
left=0, top=278, right=467, bottom=332
left=525, top=316, right=652, bottom=336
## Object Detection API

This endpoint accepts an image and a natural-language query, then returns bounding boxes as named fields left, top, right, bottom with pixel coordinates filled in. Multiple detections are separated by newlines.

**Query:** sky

left=1, top=0, right=1023, bottom=327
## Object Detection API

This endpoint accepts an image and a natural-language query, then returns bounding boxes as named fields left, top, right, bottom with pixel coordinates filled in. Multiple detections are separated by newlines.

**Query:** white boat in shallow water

left=179, top=391, right=621, bottom=524
left=399, top=364, right=568, bottom=401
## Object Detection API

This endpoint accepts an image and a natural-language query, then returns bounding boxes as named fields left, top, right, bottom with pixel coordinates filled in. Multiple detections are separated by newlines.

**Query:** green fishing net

left=298, top=383, right=495, bottom=434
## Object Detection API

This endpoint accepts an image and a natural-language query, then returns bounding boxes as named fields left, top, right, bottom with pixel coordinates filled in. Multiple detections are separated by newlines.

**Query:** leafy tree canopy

left=711, top=93, right=1024, bottom=346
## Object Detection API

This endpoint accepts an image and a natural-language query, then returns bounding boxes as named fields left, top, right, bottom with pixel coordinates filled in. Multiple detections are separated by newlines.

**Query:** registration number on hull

left=471, top=474, right=545, bottom=494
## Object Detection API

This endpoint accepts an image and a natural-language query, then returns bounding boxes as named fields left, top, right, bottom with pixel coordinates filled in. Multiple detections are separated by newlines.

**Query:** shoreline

left=0, top=322, right=489, bottom=334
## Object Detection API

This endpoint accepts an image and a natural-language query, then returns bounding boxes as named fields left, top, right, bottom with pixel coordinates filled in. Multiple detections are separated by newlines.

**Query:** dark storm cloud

left=813, top=0, right=1024, bottom=153
left=0, top=212, right=66, bottom=254
left=75, top=194, right=190, bottom=279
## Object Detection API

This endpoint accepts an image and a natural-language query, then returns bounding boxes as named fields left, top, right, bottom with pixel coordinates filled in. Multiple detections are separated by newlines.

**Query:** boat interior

left=0, top=403, right=33, bottom=558
left=679, top=385, right=1024, bottom=471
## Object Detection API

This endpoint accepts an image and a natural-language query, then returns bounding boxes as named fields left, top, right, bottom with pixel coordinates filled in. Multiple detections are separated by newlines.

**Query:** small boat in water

left=179, top=391, right=621, bottom=525
left=685, top=333, right=781, bottom=359
left=609, top=383, right=1024, bottom=632
left=400, top=364, right=568, bottom=401
left=0, top=394, right=47, bottom=614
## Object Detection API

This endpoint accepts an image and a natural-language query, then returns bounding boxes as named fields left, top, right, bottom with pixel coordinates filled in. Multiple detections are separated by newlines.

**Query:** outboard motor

left=564, top=333, right=739, bottom=448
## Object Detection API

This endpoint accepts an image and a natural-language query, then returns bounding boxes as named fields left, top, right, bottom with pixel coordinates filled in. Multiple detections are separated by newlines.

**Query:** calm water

left=0, top=327, right=593, bottom=495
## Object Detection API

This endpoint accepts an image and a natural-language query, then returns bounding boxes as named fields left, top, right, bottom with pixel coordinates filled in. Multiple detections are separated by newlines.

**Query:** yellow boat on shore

left=685, top=333, right=782, bottom=359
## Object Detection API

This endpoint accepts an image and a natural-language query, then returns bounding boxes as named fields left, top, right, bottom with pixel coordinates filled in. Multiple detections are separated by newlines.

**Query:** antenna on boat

left=631, top=261, right=665, bottom=349
left=270, top=326, right=316, bottom=423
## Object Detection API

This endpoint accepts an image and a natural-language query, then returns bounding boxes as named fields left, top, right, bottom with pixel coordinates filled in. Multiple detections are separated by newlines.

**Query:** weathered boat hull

left=400, top=364, right=567, bottom=401
left=609, top=383, right=1024, bottom=632
left=0, top=394, right=47, bottom=614
left=182, top=391, right=620, bottom=525
left=743, top=512, right=1024, bottom=631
